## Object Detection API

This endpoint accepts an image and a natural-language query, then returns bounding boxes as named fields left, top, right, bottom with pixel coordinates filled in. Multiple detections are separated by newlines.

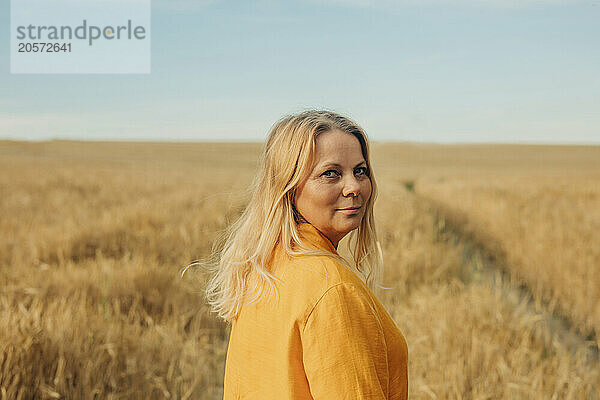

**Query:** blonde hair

left=197, top=110, right=384, bottom=323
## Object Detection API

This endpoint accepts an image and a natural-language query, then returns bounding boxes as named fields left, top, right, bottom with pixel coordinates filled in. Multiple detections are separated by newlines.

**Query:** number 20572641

left=18, top=42, right=71, bottom=52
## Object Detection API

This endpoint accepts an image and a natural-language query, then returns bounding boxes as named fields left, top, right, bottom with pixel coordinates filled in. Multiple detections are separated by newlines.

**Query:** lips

left=337, top=206, right=362, bottom=211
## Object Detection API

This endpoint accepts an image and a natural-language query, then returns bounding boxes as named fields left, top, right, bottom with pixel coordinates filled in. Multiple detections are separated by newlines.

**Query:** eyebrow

left=318, top=161, right=367, bottom=170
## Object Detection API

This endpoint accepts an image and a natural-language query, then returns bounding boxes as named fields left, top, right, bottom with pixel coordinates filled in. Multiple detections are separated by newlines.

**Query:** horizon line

left=1, top=138, right=599, bottom=147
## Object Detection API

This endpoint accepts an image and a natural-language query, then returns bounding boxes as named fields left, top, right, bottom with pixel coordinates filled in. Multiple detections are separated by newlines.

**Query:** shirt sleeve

left=301, top=282, right=389, bottom=400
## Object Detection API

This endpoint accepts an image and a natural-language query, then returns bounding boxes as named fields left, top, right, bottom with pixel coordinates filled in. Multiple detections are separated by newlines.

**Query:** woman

left=205, top=110, right=408, bottom=399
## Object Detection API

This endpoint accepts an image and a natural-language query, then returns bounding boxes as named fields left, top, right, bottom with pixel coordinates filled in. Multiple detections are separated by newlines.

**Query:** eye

left=321, top=169, right=340, bottom=179
left=354, top=166, right=368, bottom=177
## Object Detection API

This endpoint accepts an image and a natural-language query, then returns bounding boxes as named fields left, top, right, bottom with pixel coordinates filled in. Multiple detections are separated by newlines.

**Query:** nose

left=342, top=174, right=361, bottom=198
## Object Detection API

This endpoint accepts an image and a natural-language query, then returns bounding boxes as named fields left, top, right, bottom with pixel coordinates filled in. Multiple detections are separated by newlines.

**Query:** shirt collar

left=297, top=222, right=338, bottom=253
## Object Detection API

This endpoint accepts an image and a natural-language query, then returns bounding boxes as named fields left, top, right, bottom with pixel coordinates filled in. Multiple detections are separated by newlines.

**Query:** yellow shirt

left=223, top=222, right=408, bottom=399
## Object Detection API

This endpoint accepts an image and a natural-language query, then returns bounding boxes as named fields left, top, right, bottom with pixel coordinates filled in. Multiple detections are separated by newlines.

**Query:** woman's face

left=294, top=129, right=372, bottom=248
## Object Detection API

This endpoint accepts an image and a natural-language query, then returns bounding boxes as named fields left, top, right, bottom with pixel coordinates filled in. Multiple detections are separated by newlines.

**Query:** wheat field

left=1, top=140, right=598, bottom=399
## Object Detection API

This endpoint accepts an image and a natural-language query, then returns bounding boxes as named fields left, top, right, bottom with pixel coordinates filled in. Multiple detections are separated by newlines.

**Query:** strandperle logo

left=11, top=0, right=150, bottom=73
left=15, top=19, right=147, bottom=46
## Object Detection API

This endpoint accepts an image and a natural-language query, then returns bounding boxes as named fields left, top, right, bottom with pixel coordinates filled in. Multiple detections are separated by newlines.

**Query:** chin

left=338, top=220, right=361, bottom=235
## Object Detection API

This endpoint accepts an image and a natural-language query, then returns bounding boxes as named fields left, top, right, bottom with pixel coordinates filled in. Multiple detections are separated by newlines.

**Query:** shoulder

left=275, top=246, right=365, bottom=294
left=272, top=246, right=372, bottom=325
left=299, top=282, right=392, bottom=399
left=300, top=281, right=384, bottom=343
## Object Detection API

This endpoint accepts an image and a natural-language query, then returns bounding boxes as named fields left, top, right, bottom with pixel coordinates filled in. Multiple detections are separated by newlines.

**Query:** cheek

left=362, top=179, right=372, bottom=200
left=322, top=183, right=343, bottom=206
left=310, top=183, right=339, bottom=207
left=297, top=182, right=339, bottom=212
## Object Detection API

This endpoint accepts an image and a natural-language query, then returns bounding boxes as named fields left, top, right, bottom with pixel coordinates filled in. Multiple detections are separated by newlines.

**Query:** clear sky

left=1, top=0, right=599, bottom=144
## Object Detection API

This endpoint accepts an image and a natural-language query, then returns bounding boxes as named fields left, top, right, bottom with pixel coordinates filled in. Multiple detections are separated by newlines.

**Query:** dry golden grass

left=1, top=140, right=598, bottom=399
left=415, top=148, right=600, bottom=340
left=375, top=184, right=598, bottom=399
